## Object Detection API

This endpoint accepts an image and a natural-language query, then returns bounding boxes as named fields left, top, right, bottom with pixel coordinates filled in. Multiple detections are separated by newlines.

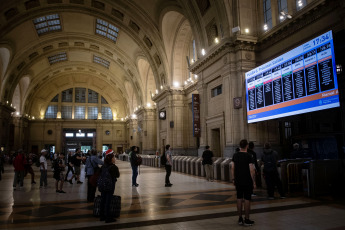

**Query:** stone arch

left=137, top=58, right=156, bottom=105
left=0, top=46, right=11, bottom=95
left=161, top=11, right=194, bottom=87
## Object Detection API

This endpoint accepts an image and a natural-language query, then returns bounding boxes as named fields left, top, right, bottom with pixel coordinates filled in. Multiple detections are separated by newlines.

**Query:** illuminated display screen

left=245, top=30, right=339, bottom=123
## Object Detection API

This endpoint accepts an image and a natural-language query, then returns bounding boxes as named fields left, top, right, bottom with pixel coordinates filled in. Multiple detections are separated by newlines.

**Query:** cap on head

left=41, top=149, right=47, bottom=153
left=105, top=149, right=114, bottom=156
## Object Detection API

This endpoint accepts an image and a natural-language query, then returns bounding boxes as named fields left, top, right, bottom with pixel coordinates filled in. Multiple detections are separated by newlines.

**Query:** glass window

left=51, top=94, right=59, bottom=102
left=76, top=133, right=85, bottom=137
left=101, top=96, right=108, bottom=104
left=211, top=85, right=222, bottom=98
left=296, top=0, right=307, bottom=11
left=33, top=14, right=61, bottom=35
left=88, top=106, right=98, bottom=119
left=48, top=52, right=67, bottom=65
left=87, top=133, right=94, bottom=137
left=45, top=105, right=58, bottom=118
left=74, top=106, right=85, bottom=119
left=101, top=106, right=113, bottom=120
left=96, top=19, right=119, bottom=43
left=88, top=89, right=98, bottom=103
left=65, top=133, right=74, bottom=137
left=263, top=0, right=272, bottom=30
left=62, top=88, right=73, bottom=102
left=61, top=105, right=72, bottom=119
left=93, top=55, right=110, bottom=69
left=75, top=88, right=86, bottom=103
left=278, top=0, right=288, bottom=21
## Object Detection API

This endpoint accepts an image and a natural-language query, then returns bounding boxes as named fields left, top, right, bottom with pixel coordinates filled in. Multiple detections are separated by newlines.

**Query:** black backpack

left=136, top=155, right=142, bottom=166
left=160, top=153, right=167, bottom=166
left=97, top=165, right=114, bottom=192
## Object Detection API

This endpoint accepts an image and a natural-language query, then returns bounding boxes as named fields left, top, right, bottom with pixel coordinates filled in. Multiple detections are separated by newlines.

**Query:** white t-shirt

left=40, top=155, right=48, bottom=170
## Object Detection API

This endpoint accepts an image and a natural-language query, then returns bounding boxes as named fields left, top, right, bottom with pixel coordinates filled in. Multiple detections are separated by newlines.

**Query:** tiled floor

left=0, top=159, right=345, bottom=230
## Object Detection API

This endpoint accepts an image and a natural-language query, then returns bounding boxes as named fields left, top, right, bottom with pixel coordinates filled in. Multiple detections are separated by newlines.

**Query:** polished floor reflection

left=0, top=160, right=344, bottom=230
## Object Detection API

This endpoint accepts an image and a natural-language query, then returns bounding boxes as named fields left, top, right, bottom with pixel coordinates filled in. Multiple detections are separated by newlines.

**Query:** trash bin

left=213, top=158, right=223, bottom=180
left=221, top=158, right=232, bottom=181
left=195, top=158, right=203, bottom=176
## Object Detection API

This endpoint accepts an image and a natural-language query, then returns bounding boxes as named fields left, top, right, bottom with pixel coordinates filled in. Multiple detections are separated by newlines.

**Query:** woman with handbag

left=85, top=149, right=104, bottom=202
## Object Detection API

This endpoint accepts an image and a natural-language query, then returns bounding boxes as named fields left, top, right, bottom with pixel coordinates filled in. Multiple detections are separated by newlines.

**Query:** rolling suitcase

left=93, top=195, right=121, bottom=218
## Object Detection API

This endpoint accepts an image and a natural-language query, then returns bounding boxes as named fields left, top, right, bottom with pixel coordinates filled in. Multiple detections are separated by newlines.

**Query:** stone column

left=197, top=82, right=207, bottom=156
left=0, top=103, right=15, bottom=153
left=127, top=119, right=138, bottom=148
left=136, top=107, right=157, bottom=154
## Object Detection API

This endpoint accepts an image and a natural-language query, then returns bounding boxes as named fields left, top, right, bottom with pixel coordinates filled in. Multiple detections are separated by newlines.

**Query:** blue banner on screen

left=245, top=30, right=340, bottom=123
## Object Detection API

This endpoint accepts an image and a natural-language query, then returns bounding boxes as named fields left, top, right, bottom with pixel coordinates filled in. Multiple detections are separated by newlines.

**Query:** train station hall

left=0, top=0, right=345, bottom=229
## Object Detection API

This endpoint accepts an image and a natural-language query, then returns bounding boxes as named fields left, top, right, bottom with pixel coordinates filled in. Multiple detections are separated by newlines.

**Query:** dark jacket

left=130, top=151, right=138, bottom=167
left=202, top=150, right=213, bottom=165
left=261, top=149, right=279, bottom=172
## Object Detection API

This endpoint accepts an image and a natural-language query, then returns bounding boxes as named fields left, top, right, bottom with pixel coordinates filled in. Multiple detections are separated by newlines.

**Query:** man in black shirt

left=247, top=142, right=261, bottom=188
left=202, top=146, right=214, bottom=181
left=231, top=139, right=256, bottom=226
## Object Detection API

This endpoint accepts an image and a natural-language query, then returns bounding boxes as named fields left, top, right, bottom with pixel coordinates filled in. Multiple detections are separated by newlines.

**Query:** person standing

left=247, top=142, right=261, bottom=188
left=85, top=149, right=104, bottom=202
left=64, top=151, right=76, bottom=184
left=130, top=146, right=139, bottom=187
left=99, top=150, right=120, bottom=223
left=73, top=148, right=85, bottom=184
left=165, top=145, right=173, bottom=187
left=25, top=153, right=36, bottom=185
left=202, top=145, right=214, bottom=181
left=13, top=149, right=26, bottom=190
left=39, top=149, right=48, bottom=188
left=261, top=142, right=285, bottom=199
left=54, top=153, right=66, bottom=193
left=231, top=139, right=256, bottom=226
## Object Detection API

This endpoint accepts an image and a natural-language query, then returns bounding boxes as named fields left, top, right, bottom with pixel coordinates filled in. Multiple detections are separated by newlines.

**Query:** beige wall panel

left=62, top=13, right=94, bottom=34
left=5, top=21, right=37, bottom=52
left=69, top=51, right=92, bottom=62
left=248, top=123, right=257, bottom=142
left=175, top=107, right=183, bottom=147
left=30, top=59, right=50, bottom=78
left=203, top=62, right=224, bottom=83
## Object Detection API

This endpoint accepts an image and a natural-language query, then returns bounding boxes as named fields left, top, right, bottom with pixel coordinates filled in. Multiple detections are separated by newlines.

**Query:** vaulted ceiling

left=0, top=0, right=229, bottom=119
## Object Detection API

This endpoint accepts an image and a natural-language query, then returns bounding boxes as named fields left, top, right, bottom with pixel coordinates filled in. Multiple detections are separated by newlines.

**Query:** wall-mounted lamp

left=201, top=49, right=206, bottom=56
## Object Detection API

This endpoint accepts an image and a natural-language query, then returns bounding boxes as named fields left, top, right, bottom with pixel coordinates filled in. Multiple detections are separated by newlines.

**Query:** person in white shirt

left=40, top=149, right=48, bottom=188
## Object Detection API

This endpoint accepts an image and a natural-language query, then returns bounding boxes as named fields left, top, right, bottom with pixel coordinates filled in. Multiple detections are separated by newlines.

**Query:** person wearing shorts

left=231, top=139, right=256, bottom=226
left=54, top=153, right=66, bottom=193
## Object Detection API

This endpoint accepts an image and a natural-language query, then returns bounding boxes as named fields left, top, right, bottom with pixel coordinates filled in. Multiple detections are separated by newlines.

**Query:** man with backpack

left=261, top=142, right=285, bottom=199
left=97, top=149, right=120, bottom=223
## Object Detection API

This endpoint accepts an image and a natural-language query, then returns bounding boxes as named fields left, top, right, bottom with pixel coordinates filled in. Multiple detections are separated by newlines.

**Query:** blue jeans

left=132, top=165, right=138, bottom=185
left=100, top=189, right=115, bottom=220
left=40, top=170, right=48, bottom=187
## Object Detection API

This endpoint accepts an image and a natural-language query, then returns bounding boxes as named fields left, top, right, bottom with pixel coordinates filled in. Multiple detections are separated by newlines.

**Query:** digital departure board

left=245, top=31, right=340, bottom=123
